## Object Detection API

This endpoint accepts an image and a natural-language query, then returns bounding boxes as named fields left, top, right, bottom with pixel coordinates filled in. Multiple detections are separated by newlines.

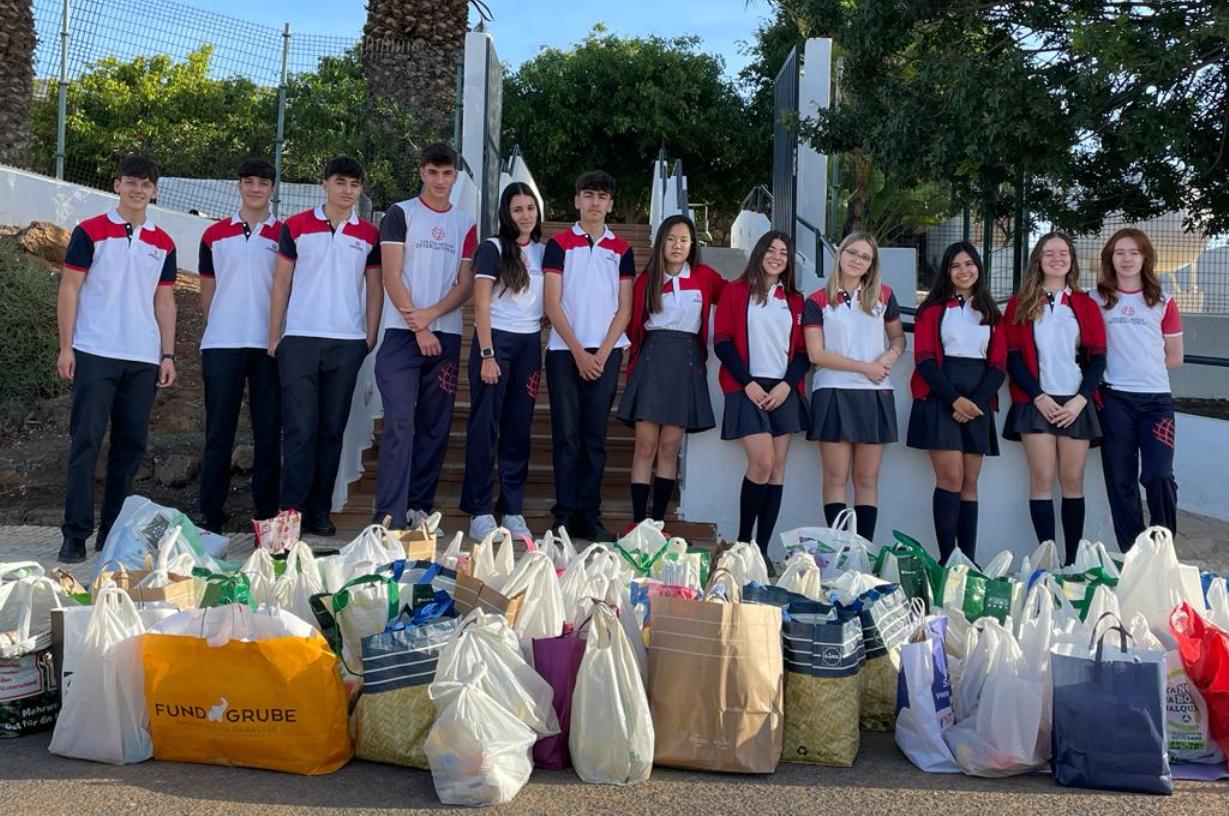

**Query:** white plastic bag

left=49, top=587, right=151, bottom=764
left=1115, top=526, right=1204, bottom=649
left=317, top=524, right=403, bottom=592
left=559, top=544, right=621, bottom=625
left=1207, top=579, right=1229, bottom=630
left=775, top=551, right=823, bottom=601
left=895, top=613, right=959, bottom=773
left=981, top=550, right=1013, bottom=579
left=425, top=668, right=536, bottom=807
left=1066, top=539, right=1121, bottom=578
left=828, top=569, right=890, bottom=607
left=239, top=548, right=278, bottom=607
left=0, top=574, right=73, bottom=657
left=439, top=532, right=465, bottom=573
left=781, top=508, right=876, bottom=570
left=715, top=541, right=770, bottom=587
left=1028, top=540, right=1062, bottom=574
left=499, top=551, right=565, bottom=664
left=470, top=527, right=516, bottom=591
left=569, top=603, right=654, bottom=785
left=57, top=600, right=176, bottom=686
left=272, top=541, right=325, bottom=627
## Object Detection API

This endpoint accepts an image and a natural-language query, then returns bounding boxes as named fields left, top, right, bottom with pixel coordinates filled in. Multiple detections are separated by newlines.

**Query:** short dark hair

left=116, top=154, right=160, bottom=184
left=419, top=142, right=458, bottom=169
left=237, top=158, right=275, bottom=182
left=323, top=155, right=364, bottom=182
left=575, top=170, right=615, bottom=196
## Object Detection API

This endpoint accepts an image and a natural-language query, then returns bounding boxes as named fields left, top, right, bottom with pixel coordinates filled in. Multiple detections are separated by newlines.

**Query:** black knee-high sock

left=823, top=502, right=846, bottom=527
left=957, top=500, right=979, bottom=562
left=739, top=478, right=768, bottom=542
left=933, top=488, right=961, bottom=562
left=1029, top=499, right=1055, bottom=544
left=631, top=482, right=650, bottom=523
left=854, top=505, right=878, bottom=542
left=757, top=484, right=784, bottom=556
left=1061, top=497, right=1086, bottom=566
left=651, top=476, right=675, bottom=522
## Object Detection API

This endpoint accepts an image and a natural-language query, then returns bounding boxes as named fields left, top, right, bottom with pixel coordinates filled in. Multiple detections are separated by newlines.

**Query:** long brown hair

left=1097, top=227, right=1161, bottom=309
left=827, top=231, right=882, bottom=316
left=645, top=215, right=700, bottom=315
left=494, top=182, right=542, bottom=295
left=1013, top=232, right=1082, bottom=323
left=743, top=230, right=798, bottom=305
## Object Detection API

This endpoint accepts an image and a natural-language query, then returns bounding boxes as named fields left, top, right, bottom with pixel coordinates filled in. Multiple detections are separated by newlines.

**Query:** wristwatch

left=161, top=353, right=175, bottom=362
left=480, top=347, right=495, bottom=359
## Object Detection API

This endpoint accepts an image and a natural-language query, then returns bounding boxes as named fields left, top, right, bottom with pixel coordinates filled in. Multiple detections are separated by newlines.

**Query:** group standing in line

left=53, top=151, right=1184, bottom=569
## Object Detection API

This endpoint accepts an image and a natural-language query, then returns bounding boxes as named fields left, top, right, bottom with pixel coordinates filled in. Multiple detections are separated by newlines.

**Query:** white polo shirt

left=277, top=206, right=380, bottom=341
left=199, top=212, right=281, bottom=350
left=473, top=237, right=544, bottom=334
left=1033, top=288, right=1083, bottom=395
left=1092, top=288, right=1182, bottom=393
left=379, top=197, right=477, bottom=336
left=64, top=209, right=178, bottom=366
left=645, top=264, right=704, bottom=334
left=543, top=223, right=635, bottom=351
left=803, top=285, right=901, bottom=390
left=747, top=283, right=793, bottom=379
left=940, top=298, right=991, bottom=359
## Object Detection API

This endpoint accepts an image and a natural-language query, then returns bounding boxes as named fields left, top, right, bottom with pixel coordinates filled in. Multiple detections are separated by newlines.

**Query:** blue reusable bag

left=1050, top=625, right=1172, bottom=795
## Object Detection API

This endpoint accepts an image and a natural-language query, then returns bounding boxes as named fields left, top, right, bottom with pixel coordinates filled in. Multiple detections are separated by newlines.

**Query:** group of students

left=53, top=149, right=1183, bottom=570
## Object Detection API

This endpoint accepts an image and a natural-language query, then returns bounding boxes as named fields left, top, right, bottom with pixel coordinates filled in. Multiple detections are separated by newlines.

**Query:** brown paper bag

left=648, top=592, right=784, bottom=773
left=452, top=572, right=523, bottom=627
left=93, top=565, right=199, bottom=610
left=381, top=515, right=438, bottom=562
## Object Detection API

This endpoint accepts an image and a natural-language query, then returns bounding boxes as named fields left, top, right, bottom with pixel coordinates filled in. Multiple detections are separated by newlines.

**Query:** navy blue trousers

left=460, top=329, right=542, bottom=517
left=199, top=347, right=280, bottom=523
left=546, top=347, right=623, bottom=523
left=1098, top=387, right=1178, bottom=551
left=373, top=329, right=461, bottom=526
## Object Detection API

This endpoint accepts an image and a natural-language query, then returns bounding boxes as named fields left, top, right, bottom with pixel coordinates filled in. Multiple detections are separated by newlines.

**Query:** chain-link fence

left=22, top=0, right=450, bottom=218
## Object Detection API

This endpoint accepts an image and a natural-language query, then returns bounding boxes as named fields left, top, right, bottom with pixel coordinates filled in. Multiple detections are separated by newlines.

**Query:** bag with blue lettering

left=895, top=609, right=959, bottom=773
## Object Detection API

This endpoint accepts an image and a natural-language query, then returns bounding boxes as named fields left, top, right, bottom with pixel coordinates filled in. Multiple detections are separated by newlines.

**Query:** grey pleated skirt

left=1003, top=395, right=1102, bottom=442
left=720, top=377, right=809, bottom=439
left=906, top=357, right=1000, bottom=456
left=807, top=387, right=899, bottom=444
left=617, top=330, right=715, bottom=432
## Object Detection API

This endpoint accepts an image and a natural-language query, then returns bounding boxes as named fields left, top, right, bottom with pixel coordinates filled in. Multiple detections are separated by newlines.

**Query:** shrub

left=0, top=242, right=66, bottom=431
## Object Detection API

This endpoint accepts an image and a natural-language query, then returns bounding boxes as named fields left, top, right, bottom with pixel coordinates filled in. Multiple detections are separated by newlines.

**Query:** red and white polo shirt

left=63, top=209, right=178, bottom=365
left=277, top=206, right=380, bottom=341
left=1092, top=288, right=1183, bottom=394
left=378, top=197, right=477, bottom=336
left=543, top=223, right=635, bottom=351
left=199, top=212, right=282, bottom=350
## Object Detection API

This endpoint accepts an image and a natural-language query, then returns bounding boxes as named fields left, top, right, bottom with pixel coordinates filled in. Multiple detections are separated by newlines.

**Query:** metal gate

left=772, top=46, right=799, bottom=242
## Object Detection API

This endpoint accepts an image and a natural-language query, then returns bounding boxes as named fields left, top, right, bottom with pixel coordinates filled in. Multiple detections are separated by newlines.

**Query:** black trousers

left=1098, top=387, right=1179, bottom=551
left=277, top=335, right=368, bottom=519
left=199, top=347, right=281, bottom=523
left=546, top=347, right=622, bottom=522
left=61, top=350, right=157, bottom=541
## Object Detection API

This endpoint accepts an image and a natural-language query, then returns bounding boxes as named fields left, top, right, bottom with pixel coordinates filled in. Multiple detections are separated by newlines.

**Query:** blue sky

left=200, top=0, right=772, bottom=80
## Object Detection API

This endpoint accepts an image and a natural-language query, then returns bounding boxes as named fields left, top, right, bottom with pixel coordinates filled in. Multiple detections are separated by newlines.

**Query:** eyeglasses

left=842, top=248, right=873, bottom=264
left=664, top=236, right=692, bottom=246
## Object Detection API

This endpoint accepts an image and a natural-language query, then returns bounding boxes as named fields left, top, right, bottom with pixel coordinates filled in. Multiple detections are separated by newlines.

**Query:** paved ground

left=2, top=514, right=1227, bottom=814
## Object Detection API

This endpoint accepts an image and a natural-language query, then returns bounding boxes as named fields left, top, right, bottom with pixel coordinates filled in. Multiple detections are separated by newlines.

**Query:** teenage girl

left=618, top=214, right=726, bottom=523
left=459, top=183, right=544, bottom=541
left=1003, top=232, right=1107, bottom=565
left=1091, top=227, right=1183, bottom=551
left=713, top=230, right=809, bottom=567
left=803, top=231, right=905, bottom=544
left=907, top=241, right=1006, bottom=562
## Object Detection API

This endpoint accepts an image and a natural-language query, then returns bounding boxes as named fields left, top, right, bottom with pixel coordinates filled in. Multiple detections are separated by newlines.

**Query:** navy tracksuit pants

left=199, top=347, right=280, bottom=523
left=546, top=347, right=623, bottom=524
left=373, top=329, right=461, bottom=527
left=1098, top=387, right=1179, bottom=551
left=460, top=329, right=541, bottom=517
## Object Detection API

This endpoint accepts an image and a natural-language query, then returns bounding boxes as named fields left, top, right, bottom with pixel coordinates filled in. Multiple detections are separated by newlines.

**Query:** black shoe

left=552, top=515, right=572, bottom=535
left=574, top=516, right=615, bottom=543
left=303, top=515, right=336, bottom=537
left=58, top=537, right=87, bottom=564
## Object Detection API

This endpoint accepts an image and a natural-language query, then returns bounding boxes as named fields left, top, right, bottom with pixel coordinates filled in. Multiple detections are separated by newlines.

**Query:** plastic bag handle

left=1094, top=624, right=1134, bottom=663
left=0, top=562, right=45, bottom=581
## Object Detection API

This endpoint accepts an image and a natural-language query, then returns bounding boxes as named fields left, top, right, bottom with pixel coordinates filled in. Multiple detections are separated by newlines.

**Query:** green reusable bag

left=956, top=569, right=1018, bottom=625
left=1053, top=567, right=1119, bottom=621
left=194, top=569, right=254, bottom=609
left=881, top=531, right=942, bottom=607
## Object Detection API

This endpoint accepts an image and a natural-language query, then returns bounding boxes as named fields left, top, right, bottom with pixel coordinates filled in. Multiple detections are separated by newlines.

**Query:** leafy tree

left=503, top=27, right=760, bottom=222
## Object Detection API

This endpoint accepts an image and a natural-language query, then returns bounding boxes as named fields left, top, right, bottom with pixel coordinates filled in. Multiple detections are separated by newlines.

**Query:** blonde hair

left=827, top=231, right=882, bottom=316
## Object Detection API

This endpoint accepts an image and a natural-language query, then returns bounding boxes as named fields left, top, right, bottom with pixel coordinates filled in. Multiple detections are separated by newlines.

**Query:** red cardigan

left=1003, top=291, right=1107, bottom=406
left=627, top=263, right=726, bottom=374
left=909, top=299, right=1008, bottom=407
left=713, top=278, right=807, bottom=396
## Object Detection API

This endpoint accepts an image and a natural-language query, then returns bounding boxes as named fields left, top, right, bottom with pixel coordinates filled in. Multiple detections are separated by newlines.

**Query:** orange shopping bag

left=142, top=606, right=352, bottom=775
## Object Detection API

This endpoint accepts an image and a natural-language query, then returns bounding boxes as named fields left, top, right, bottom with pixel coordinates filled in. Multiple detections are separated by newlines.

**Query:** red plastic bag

left=1170, top=602, right=1229, bottom=758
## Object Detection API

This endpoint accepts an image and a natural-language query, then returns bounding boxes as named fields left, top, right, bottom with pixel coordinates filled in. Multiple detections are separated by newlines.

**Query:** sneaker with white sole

left=469, top=514, right=499, bottom=541
left=502, top=514, right=532, bottom=540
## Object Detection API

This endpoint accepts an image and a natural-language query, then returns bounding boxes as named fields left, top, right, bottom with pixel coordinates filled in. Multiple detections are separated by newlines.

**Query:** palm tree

left=0, top=0, right=36, bottom=167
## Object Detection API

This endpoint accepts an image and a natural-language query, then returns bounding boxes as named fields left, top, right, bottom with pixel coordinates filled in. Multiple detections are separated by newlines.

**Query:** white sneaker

left=469, top=514, right=499, bottom=541
left=502, top=514, right=532, bottom=540
left=406, top=508, right=432, bottom=529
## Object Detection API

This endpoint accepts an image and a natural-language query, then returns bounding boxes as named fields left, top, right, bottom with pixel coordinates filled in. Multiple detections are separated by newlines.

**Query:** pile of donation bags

left=6, top=498, right=1229, bottom=803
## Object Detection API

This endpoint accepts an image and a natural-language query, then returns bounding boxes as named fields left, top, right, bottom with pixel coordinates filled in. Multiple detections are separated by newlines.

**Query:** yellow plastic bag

left=142, top=606, right=352, bottom=775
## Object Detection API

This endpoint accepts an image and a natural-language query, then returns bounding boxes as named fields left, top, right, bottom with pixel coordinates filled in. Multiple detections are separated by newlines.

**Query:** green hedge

left=0, top=243, right=67, bottom=431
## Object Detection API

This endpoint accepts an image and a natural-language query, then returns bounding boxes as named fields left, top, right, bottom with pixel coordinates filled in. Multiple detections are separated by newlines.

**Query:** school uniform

left=459, top=237, right=544, bottom=519
left=617, top=262, right=726, bottom=432
left=373, top=197, right=477, bottom=527
left=60, top=209, right=177, bottom=544
left=543, top=223, right=635, bottom=529
left=1092, top=288, right=1183, bottom=550
left=713, top=279, right=810, bottom=440
left=197, top=213, right=283, bottom=526
left=803, top=285, right=901, bottom=444
left=907, top=297, right=1007, bottom=456
left=275, top=206, right=380, bottom=523
left=1003, top=289, right=1106, bottom=441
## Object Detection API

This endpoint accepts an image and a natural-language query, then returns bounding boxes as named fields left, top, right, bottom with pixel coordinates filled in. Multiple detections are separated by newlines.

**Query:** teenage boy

left=268, top=156, right=382, bottom=536
left=374, top=142, right=477, bottom=529
left=543, top=170, right=634, bottom=542
left=196, top=158, right=282, bottom=532
left=56, top=154, right=178, bottom=563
